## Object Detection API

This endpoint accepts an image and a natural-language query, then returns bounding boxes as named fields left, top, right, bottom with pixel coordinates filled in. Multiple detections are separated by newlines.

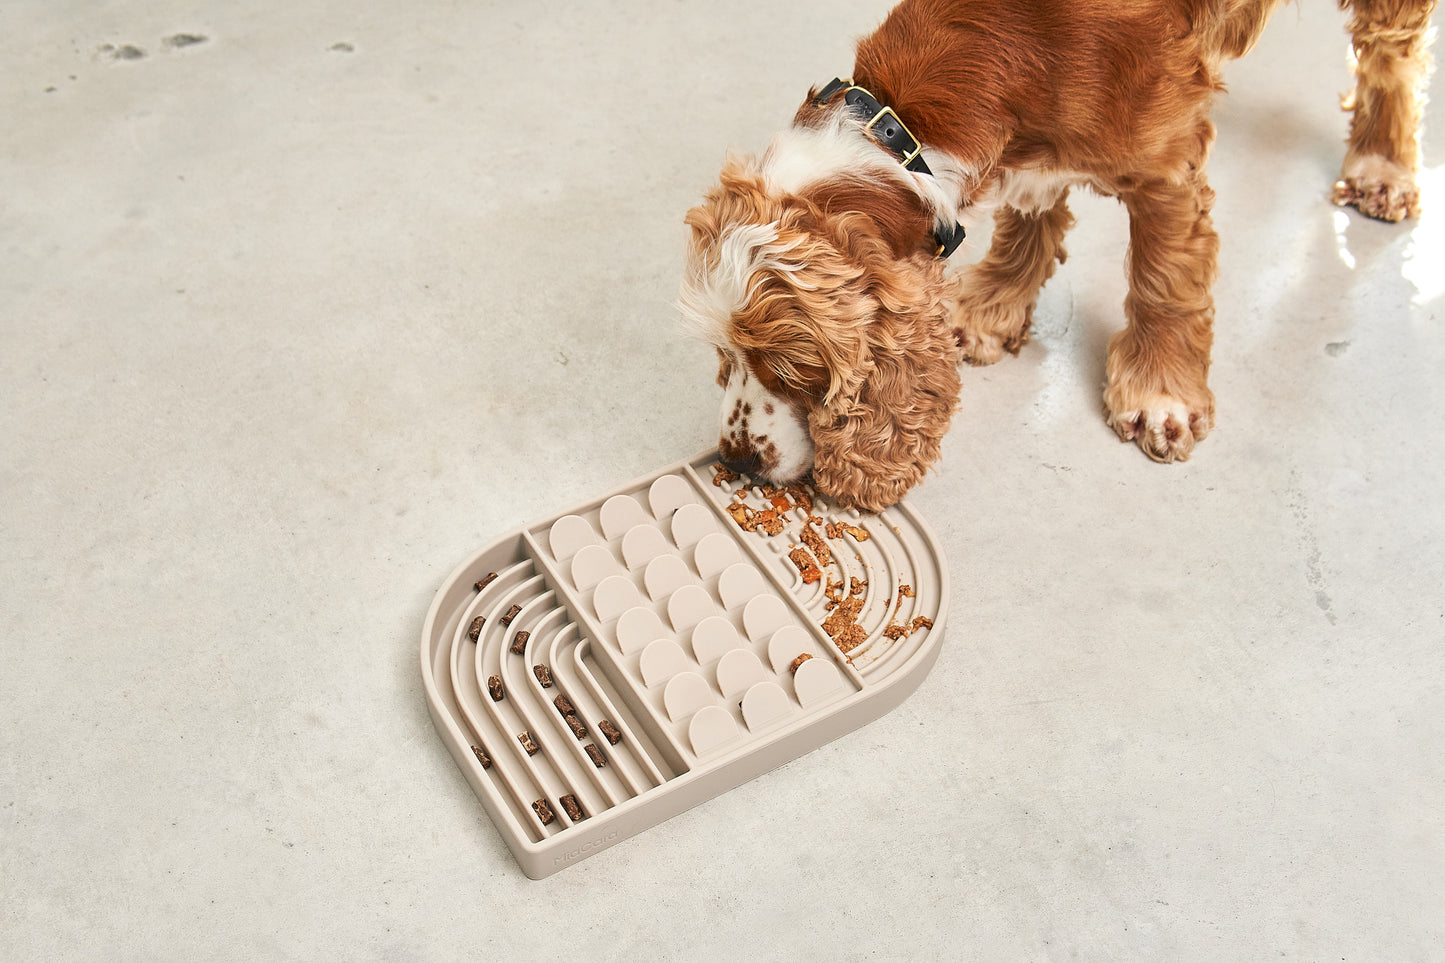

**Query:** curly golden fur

left=682, top=0, right=1436, bottom=511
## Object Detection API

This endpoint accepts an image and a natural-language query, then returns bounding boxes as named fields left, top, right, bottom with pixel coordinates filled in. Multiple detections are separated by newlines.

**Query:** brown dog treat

left=487, top=675, right=504, bottom=701
left=788, top=547, right=822, bottom=584
left=881, top=606, right=933, bottom=640
left=533, top=664, right=554, bottom=688
left=799, top=525, right=832, bottom=566
left=597, top=720, right=622, bottom=746
left=473, top=573, right=498, bottom=592
left=834, top=623, right=868, bottom=653
left=466, top=615, right=485, bottom=641
left=850, top=576, right=868, bottom=597
left=532, top=798, right=555, bottom=825
left=713, top=464, right=739, bottom=487
left=789, top=653, right=814, bottom=675
left=560, top=794, right=585, bottom=822
left=755, top=509, right=785, bottom=536
left=510, top=630, right=530, bottom=655
left=563, top=713, right=588, bottom=739
left=470, top=744, right=492, bottom=769
left=726, top=501, right=751, bottom=528
left=843, top=524, right=871, bottom=542
left=822, top=597, right=863, bottom=637
left=584, top=743, right=607, bottom=768
left=500, top=604, right=522, bottom=626
left=553, top=693, right=576, bottom=716
left=823, top=597, right=867, bottom=654
left=518, top=730, right=539, bottom=756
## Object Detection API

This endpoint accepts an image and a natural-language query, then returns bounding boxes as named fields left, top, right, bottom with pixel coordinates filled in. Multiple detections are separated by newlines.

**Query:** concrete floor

left=4, top=1, right=1443, bottom=959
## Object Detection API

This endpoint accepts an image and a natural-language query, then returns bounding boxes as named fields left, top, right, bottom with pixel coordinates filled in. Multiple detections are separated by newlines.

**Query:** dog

left=679, top=0, right=1436, bottom=511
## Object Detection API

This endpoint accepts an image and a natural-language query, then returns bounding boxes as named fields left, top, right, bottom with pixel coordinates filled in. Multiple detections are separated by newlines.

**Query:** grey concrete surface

left=3, top=1, right=1442, bottom=959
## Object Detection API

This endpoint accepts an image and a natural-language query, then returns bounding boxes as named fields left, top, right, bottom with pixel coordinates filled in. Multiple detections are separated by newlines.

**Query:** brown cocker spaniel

left=680, top=0, right=1436, bottom=511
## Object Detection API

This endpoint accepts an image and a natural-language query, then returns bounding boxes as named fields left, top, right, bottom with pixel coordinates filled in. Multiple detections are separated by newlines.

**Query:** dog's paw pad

left=947, top=286, right=1034, bottom=367
left=1106, top=398, right=1210, bottom=463
left=953, top=326, right=1014, bottom=366
left=1332, top=154, right=1421, bottom=222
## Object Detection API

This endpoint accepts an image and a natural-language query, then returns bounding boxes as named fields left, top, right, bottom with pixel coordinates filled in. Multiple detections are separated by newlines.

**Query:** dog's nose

left=720, top=452, right=761, bottom=477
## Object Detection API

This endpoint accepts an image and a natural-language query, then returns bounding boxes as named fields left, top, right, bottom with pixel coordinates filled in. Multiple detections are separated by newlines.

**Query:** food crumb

left=726, top=497, right=784, bottom=535
left=883, top=615, right=934, bottom=640
left=532, top=798, right=555, bottom=825
left=822, top=597, right=867, bottom=653
left=800, top=525, right=832, bottom=566
left=788, top=547, right=822, bottom=584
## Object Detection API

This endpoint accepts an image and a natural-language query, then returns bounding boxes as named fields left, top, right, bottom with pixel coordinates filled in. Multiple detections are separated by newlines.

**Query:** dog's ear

left=808, top=252, right=960, bottom=512
left=684, top=153, right=771, bottom=247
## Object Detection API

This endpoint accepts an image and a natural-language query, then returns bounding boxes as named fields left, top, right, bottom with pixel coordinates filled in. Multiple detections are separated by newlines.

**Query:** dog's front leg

left=1104, top=174, right=1219, bottom=462
left=948, top=192, right=1075, bottom=366
left=1333, top=0, right=1437, bottom=221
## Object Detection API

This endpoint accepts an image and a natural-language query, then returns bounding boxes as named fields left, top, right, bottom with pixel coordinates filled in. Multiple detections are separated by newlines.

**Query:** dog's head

left=680, top=118, right=961, bottom=512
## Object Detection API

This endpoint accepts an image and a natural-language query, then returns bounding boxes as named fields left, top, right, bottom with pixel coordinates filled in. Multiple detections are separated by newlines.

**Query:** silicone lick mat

left=419, top=451, right=948, bottom=878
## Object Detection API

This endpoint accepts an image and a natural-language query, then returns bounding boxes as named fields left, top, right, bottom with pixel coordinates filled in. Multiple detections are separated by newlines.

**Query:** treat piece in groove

left=597, top=720, right=622, bottom=746
left=800, top=526, right=832, bottom=566
left=825, top=521, right=871, bottom=542
left=883, top=615, right=935, bottom=640
left=466, top=616, right=485, bottom=641
left=533, top=664, right=554, bottom=688
left=500, top=604, right=522, bottom=626
left=553, top=694, right=576, bottom=716
left=788, top=653, right=814, bottom=675
left=510, top=630, right=529, bottom=655
left=532, top=798, right=555, bottom=825
left=563, top=713, right=588, bottom=739
left=560, top=793, right=585, bottom=822
left=518, top=731, right=539, bottom=756
left=487, top=675, right=504, bottom=701
left=473, top=572, right=498, bottom=592
left=788, top=547, right=822, bottom=584
left=470, top=744, right=492, bottom=769
left=584, top=743, right=607, bottom=767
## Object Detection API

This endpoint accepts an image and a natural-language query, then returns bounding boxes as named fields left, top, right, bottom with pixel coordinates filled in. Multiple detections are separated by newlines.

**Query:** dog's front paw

left=1103, top=391, right=1213, bottom=464
left=1332, top=153, right=1421, bottom=222
left=949, top=300, right=1032, bottom=366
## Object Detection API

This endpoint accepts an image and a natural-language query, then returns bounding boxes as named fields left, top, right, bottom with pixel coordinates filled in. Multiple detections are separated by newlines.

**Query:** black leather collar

left=814, top=77, right=966, bottom=258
